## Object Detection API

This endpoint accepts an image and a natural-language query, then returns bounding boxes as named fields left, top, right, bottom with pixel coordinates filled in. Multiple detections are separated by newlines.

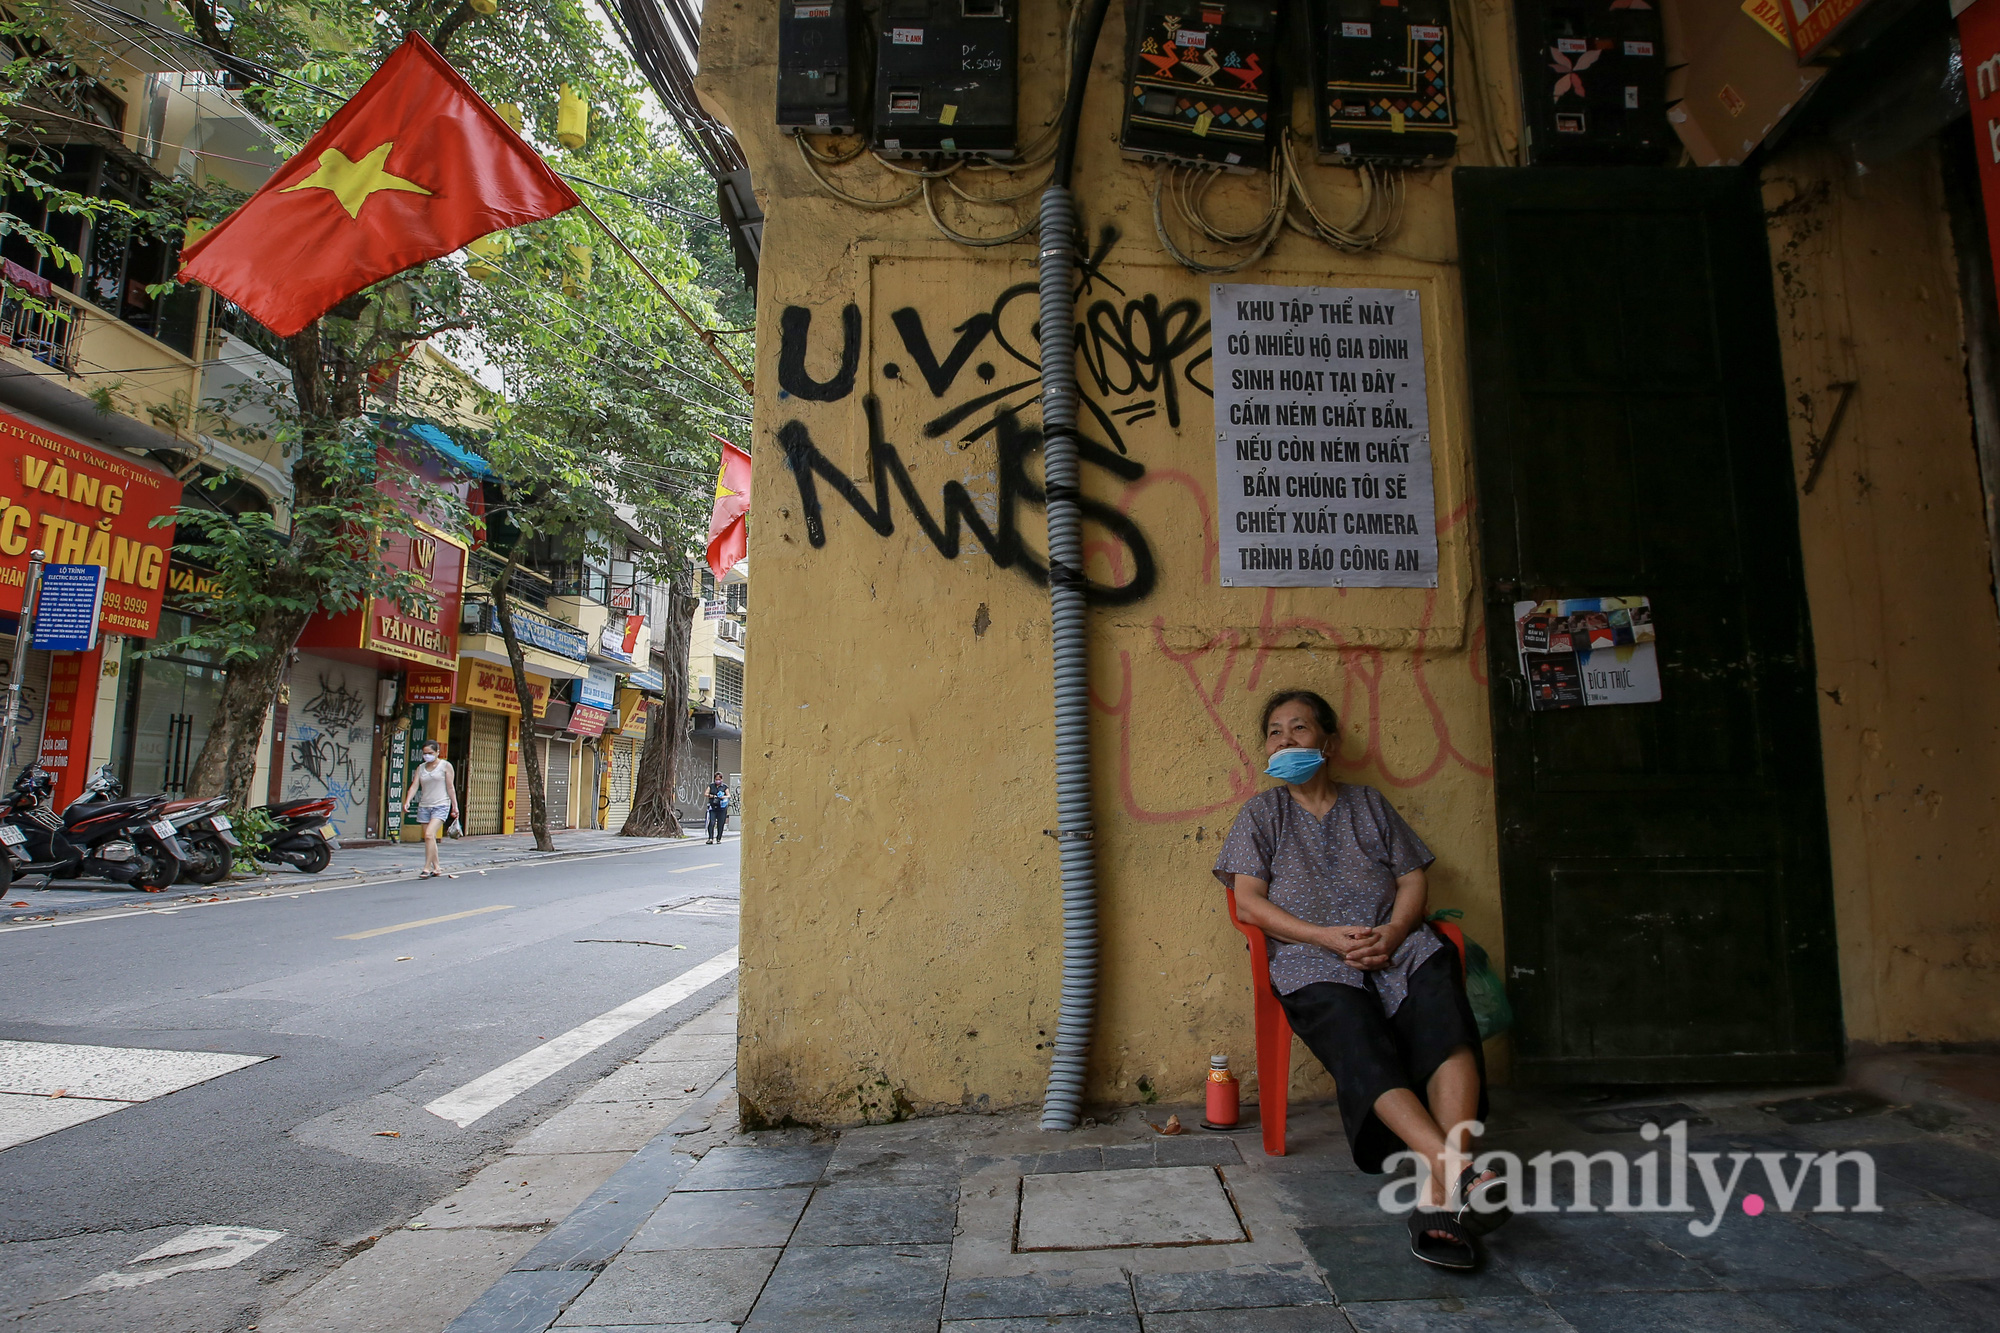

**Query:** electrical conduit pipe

left=1037, top=0, right=1114, bottom=1133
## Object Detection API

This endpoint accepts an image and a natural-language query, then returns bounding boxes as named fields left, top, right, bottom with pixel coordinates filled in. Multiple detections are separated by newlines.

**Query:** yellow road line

left=337, top=905, right=515, bottom=940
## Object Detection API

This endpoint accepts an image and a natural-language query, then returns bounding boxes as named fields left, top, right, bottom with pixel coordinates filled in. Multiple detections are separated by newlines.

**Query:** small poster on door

left=1514, top=596, right=1661, bottom=710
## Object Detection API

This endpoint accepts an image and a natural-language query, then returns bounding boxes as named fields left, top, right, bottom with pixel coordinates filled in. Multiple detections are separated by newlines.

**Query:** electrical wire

left=920, top=176, right=1038, bottom=247
left=0, top=102, right=286, bottom=172
left=795, top=135, right=922, bottom=209
left=1149, top=130, right=1406, bottom=273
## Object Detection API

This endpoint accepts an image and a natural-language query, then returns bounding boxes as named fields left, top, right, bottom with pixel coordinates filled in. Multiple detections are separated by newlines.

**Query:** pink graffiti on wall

left=1085, top=475, right=1492, bottom=826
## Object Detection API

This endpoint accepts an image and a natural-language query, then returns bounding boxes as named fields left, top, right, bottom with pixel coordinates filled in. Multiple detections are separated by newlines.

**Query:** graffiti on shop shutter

left=286, top=669, right=372, bottom=832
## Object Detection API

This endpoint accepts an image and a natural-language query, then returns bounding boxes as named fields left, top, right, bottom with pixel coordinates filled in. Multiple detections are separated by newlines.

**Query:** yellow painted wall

left=1762, top=142, right=2000, bottom=1046
left=702, top=0, right=1514, bottom=1125
left=701, top=0, right=2000, bottom=1125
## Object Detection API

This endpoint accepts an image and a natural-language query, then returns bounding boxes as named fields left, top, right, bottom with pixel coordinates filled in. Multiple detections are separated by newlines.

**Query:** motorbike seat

left=266, top=798, right=332, bottom=817
left=63, top=795, right=161, bottom=827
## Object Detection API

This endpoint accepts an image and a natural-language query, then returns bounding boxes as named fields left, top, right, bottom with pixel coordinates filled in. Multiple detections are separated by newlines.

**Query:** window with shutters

left=715, top=658, right=744, bottom=710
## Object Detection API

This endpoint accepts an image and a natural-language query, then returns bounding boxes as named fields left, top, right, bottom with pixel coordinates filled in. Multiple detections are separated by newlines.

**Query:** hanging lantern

left=557, top=83, right=589, bottom=150
left=496, top=103, right=525, bottom=136
left=465, top=233, right=511, bottom=283
left=468, top=0, right=498, bottom=12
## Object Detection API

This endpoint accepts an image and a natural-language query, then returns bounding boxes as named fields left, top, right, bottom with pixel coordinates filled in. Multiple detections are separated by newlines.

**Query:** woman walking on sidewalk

left=1214, top=689, right=1508, bottom=1271
left=404, top=740, right=460, bottom=880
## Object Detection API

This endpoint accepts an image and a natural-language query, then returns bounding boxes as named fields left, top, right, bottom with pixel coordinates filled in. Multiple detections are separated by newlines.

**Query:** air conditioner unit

left=717, top=619, right=745, bottom=645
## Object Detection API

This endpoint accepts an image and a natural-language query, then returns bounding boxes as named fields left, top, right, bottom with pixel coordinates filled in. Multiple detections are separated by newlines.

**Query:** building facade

left=682, top=564, right=746, bottom=826
left=702, top=0, right=2000, bottom=1124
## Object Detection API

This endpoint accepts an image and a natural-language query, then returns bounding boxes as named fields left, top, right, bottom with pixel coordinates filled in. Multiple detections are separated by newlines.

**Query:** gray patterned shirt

left=1213, top=784, right=1439, bottom=1013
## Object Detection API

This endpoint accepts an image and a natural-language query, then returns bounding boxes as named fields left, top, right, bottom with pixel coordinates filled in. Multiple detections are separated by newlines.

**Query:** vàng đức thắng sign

left=0, top=409, right=181, bottom=638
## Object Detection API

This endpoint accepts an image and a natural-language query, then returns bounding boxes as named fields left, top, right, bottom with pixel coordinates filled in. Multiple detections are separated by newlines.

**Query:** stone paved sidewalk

left=1, top=828, right=733, bottom=922
left=442, top=1041, right=2000, bottom=1333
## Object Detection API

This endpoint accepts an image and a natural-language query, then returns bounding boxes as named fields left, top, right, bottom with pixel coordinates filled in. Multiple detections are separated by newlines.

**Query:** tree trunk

left=621, top=583, right=697, bottom=837
left=184, top=604, right=312, bottom=806
left=491, top=556, right=556, bottom=852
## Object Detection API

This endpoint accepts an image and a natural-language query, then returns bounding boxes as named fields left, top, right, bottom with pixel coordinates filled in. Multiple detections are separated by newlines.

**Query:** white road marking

left=0, top=1042, right=271, bottom=1150
left=336, top=904, right=515, bottom=940
left=0, top=1092, right=127, bottom=1148
left=424, top=946, right=739, bottom=1127
left=0, top=1041, right=270, bottom=1101
left=71, top=1226, right=285, bottom=1295
left=669, top=863, right=724, bottom=873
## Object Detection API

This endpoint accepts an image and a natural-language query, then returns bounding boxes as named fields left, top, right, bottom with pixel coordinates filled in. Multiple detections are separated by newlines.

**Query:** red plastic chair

left=1224, top=886, right=1294, bottom=1157
left=1223, top=888, right=1469, bottom=1159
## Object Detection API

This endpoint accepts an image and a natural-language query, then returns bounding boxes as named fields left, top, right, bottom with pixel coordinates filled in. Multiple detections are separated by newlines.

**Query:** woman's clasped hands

left=1324, top=921, right=1410, bottom=971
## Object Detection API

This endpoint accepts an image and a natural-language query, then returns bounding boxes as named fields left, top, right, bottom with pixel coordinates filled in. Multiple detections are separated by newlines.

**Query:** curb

left=441, top=1076, right=739, bottom=1333
left=1, top=835, right=732, bottom=929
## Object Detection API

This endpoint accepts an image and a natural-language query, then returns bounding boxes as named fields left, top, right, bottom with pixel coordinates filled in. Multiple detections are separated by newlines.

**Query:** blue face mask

left=1265, top=747, right=1326, bottom=784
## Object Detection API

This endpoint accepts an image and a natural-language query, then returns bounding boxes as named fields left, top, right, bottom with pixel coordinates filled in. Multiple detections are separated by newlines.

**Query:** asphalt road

left=0, top=836, right=741, bottom=1332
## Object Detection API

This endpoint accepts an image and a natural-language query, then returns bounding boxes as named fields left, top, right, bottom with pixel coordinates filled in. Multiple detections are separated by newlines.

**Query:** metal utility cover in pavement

left=1015, top=1166, right=1248, bottom=1251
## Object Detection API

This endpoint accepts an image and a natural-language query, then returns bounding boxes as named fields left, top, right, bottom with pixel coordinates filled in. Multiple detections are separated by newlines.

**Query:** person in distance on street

left=705, top=773, right=730, bottom=843
left=1214, top=689, right=1507, bottom=1271
left=404, top=740, right=460, bottom=879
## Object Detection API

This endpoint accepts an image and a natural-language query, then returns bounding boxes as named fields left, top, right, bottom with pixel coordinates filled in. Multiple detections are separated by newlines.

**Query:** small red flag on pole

left=178, top=34, right=580, bottom=337
left=706, top=441, right=752, bottom=583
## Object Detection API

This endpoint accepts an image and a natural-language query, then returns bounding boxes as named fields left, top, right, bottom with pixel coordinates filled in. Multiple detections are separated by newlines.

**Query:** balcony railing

left=461, top=599, right=589, bottom=661
left=467, top=550, right=553, bottom=611
left=0, top=284, right=201, bottom=436
left=0, top=295, right=84, bottom=374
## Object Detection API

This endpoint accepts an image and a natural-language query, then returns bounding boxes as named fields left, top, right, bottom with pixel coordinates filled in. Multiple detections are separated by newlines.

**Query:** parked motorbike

left=250, top=796, right=339, bottom=874
left=162, top=795, right=241, bottom=885
left=0, top=765, right=194, bottom=892
left=61, top=768, right=242, bottom=887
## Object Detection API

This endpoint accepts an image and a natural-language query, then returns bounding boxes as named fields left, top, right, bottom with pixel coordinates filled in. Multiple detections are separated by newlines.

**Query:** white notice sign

left=1210, top=284, right=1438, bottom=587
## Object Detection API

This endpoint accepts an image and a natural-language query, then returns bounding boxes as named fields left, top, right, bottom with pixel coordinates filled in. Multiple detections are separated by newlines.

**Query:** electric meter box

left=777, top=0, right=866, bottom=134
left=871, top=0, right=1018, bottom=158
left=1119, top=0, right=1283, bottom=172
left=1305, top=0, right=1459, bottom=167
left=1514, top=0, right=1670, bottom=164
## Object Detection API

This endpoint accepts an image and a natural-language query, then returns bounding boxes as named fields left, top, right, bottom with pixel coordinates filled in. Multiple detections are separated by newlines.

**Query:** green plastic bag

left=1429, top=909, right=1514, bottom=1041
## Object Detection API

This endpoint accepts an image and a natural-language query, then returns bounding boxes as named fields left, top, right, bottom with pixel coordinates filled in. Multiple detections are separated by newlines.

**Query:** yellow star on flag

left=280, top=143, right=433, bottom=220
left=716, top=479, right=739, bottom=498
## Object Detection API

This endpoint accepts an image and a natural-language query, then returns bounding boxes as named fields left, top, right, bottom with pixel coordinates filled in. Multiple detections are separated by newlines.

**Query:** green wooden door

left=1455, top=168, right=1843, bottom=1084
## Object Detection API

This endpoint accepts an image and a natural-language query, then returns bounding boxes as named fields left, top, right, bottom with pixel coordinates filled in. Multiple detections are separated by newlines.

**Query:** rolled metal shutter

left=603, top=737, right=636, bottom=830
left=466, top=712, right=508, bottom=834
left=545, top=738, right=571, bottom=829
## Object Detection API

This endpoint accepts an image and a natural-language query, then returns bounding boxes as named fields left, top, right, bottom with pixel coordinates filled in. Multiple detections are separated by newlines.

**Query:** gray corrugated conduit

left=1037, top=0, right=1113, bottom=1133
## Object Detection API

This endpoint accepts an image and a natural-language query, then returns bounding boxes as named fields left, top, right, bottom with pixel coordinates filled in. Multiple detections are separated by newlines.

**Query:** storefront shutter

left=603, top=736, right=636, bottom=830
left=466, top=712, right=508, bottom=835
left=545, top=738, right=571, bottom=829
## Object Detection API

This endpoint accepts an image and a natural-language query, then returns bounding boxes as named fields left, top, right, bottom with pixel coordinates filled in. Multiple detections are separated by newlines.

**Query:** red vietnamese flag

left=178, top=34, right=579, bottom=337
left=706, top=440, right=751, bottom=583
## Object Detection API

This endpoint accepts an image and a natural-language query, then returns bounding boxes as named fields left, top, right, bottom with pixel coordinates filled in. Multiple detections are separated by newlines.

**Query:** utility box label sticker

left=1210, top=283, right=1438, bottom=588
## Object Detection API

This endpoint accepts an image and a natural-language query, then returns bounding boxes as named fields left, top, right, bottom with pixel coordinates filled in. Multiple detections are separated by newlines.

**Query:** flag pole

left=572, top=199, right=755, bottom=400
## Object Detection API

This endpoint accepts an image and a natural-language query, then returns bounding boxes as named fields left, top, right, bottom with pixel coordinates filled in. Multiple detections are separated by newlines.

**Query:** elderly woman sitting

left=1214, top=689, right=1507, bottom=1269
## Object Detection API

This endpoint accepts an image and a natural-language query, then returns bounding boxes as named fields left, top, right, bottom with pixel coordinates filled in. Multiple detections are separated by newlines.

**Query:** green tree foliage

left=38, top=0, right=755, bottom=805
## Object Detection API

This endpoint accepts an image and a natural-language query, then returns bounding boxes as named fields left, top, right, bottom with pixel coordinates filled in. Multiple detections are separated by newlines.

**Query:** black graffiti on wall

left=779, top=397, right=1157, bottom=607
left=772, top=231, right=1207, bottom=604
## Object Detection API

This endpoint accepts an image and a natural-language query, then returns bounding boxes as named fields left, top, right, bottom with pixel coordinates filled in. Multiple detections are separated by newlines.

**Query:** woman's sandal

left=1452, top=1164, right=1512, bottom=1236
left=1407, top=1208, right=1479, bottom=1270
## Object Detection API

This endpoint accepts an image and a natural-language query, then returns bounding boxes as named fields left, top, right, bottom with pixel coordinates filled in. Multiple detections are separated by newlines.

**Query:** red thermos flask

left=1204, top=1054, right=1239, bottom=1128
